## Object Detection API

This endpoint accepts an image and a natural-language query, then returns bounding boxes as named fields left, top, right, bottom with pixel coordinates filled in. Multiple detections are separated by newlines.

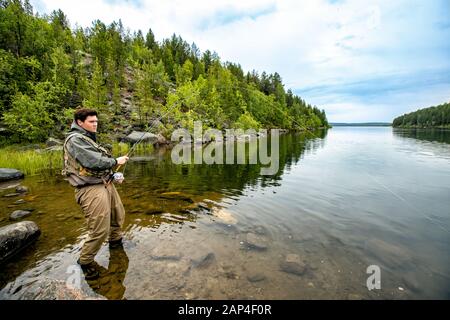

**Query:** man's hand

left=116, top=155, right=129, bottom=165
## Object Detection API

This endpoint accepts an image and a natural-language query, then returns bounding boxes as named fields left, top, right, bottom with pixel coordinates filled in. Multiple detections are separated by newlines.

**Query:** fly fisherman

left=62, top=108, right=129, bottom=280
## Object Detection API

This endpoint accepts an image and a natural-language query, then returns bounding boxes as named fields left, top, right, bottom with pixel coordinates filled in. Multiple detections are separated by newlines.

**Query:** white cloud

left=30, top=0, right=450, bottom=122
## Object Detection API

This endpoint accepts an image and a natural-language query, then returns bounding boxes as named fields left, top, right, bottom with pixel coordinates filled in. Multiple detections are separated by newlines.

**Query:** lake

left=0, top=127, right=449, bottom=299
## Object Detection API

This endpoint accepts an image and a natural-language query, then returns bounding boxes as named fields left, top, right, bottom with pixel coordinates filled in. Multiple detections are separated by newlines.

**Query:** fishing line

left=365, top=172, right=450, bottom=234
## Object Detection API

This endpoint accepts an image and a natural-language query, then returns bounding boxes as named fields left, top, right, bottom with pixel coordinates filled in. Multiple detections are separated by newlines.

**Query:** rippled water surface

left=1, top=127, right=449, bottom=299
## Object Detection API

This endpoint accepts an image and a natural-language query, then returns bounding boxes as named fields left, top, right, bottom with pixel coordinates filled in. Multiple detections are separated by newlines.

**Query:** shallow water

left=0, top=127, right=449, bottom=299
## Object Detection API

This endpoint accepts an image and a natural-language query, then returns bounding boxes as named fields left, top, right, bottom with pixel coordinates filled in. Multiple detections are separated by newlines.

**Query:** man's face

left=77, top=115, right=98, bottom=133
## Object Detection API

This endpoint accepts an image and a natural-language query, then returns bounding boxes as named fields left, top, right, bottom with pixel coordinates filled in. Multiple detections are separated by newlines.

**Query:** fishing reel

left=112, top=172, right=125, bottom=184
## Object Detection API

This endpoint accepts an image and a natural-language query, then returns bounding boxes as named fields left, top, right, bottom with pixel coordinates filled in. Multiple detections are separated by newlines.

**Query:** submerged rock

left=244, top=233, right=268, bottom=251
left=158, top=192, right=194, bottom=203
left=150, top=246, right=182, bottom=261
left=196, top=202, right=211, bottom=212
left=247, top=273, right=267, bottom=283
left=0, top=221, right=41, bottom=264
left=145, top=208, right=164, bottom=215
left=211, top=208, right=237, bottom=224
left=15, top=186, right=29, bottom=193
left=17, top=278, right=105, bottom=300
left=191, top=252, right=216, bottom=269
left=0, top=168, right=24, bottom=182
left=10, top=210, right=32, bottom=221
left=279, top=254, right=307, bottom=276
left=3, top=193, right=20, bottom=198
left=0, top=181, right=21, bottom=191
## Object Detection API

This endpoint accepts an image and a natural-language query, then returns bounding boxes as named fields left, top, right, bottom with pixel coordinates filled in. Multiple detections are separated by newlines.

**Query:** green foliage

left=0, top=0, right=330, bottom=147
left=3, top=81, right=68, bottom=141
left=134, top=60, right=169, bottom=124
left=234, top=111, right=261, bottom=130
left=0, top=145, right=62, bottom=175
left=50, top=46, right=73, bottom=88
left=393, top=102, right=450, bottom=128
left=83, top=57, right=107, bottom=111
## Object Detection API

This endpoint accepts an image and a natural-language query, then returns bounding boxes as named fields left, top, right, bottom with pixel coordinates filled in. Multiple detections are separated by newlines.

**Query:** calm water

left=0, top=127, right=449, bottom=299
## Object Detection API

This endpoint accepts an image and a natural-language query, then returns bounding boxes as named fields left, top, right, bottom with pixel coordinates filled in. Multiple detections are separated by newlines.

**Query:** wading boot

left=77, top=259, right=100, bottom=280
left=109, top=237, right=123, bottom=249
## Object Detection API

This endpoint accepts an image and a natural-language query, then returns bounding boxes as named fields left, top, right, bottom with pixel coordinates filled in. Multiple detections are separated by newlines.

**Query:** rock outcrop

left=0, top=221, right=41, bottom=264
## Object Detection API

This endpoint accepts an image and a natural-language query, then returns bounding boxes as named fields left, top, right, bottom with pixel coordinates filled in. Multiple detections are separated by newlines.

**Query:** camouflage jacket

left=62, top=122, right=117, bottom=187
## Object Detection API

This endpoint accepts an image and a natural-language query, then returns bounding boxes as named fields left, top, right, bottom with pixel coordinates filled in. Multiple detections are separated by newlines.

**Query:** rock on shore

left=0, top=221, right=41, bottom=264
left=0, top=168, right=24, bottom=182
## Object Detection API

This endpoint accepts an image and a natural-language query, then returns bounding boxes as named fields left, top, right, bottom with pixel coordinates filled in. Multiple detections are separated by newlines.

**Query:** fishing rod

left=107, top=91, right=181, bottom=185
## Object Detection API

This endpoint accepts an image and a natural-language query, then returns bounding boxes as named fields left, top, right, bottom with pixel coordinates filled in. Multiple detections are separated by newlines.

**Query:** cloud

left=29, top=0, right=450, bottom=122
left=298, top=69, right=450, bottom=122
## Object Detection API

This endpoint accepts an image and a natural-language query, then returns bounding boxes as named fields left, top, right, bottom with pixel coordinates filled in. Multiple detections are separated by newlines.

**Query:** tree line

left=392, top=102, right=450, bottom=128
left=0, top=0, right=329, bottom=145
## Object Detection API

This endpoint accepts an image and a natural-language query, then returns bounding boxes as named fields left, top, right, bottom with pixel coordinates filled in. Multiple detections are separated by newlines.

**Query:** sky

left=30, top=0, right=450, bottom=122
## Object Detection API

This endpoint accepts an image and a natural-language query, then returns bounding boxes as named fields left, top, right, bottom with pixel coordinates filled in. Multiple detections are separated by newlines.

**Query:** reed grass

left=0, top=142, right=153, bottom=175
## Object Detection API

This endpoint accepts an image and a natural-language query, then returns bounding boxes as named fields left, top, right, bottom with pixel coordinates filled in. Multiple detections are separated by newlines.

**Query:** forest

left=0, top=0, right=329, bottom=146
left=392, top=102, right=450, bottom=128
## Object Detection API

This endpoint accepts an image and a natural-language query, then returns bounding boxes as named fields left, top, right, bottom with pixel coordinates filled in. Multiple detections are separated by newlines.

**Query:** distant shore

left=330, top=123, right=392, bottom=127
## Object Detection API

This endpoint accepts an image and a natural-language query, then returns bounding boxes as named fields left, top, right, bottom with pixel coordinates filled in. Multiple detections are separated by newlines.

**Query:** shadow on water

left=0, top=130, right=329, bottom=299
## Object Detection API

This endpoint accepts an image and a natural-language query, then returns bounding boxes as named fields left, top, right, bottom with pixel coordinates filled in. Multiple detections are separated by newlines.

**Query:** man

left=62, top=108, right=129, bottom=279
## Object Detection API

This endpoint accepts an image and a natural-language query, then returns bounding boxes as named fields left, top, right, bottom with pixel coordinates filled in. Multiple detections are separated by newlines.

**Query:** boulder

left=10, top=210, right=32, bottom=221
left=45, top=138, right=63, bottom=147
left=0, top=221, right=41, bottom=264
left=124, top=131, right=158, bottom=144
left=149, top=119, right=163, bottom=129
left=0, top=168, right=24, bottom=182
left=155, top=133, right=168, bottom=145
left=44, top=145, right=63, bottom=152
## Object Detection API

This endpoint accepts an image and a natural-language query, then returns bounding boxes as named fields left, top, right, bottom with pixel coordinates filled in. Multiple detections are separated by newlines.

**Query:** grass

left=0, top=145, right=62, bottom=175
left=0, top=141, right=154, bottom=176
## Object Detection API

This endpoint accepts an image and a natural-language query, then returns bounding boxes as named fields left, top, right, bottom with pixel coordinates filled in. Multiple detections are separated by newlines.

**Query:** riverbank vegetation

left=0, top=141, right=150, bottom=175
left=393, top=102, right=450, bottom=128
left=0, top=0, right=329, bottom=148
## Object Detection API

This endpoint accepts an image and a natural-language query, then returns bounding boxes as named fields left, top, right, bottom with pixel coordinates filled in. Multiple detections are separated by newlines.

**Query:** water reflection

left=0, top=129, right=337, bottom=299
left=393, top=128, right=450, bottom=144
left=392, top=128, right=450, bottom=161
left=85, top=245, right=129, bottom=300
left=1, top=127, right=449, bottom=299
